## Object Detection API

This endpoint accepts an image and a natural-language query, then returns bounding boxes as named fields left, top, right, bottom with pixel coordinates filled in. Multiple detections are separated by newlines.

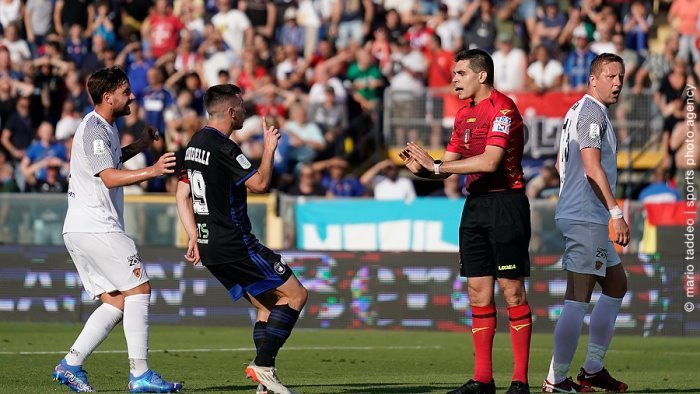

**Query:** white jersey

left=63, top=111, right=125, bottom=234
left=556, top=94, right=617, bottom=225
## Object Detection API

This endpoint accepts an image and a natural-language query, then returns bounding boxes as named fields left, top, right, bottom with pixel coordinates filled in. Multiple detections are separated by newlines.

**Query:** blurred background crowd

left=0, top=0, right=697, bottom=203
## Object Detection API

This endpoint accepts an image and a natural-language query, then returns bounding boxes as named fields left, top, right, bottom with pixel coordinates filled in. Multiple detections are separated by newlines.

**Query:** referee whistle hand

left=612, top=217, right=630, bottom=246
left=153, top=152, right=177, bottom=176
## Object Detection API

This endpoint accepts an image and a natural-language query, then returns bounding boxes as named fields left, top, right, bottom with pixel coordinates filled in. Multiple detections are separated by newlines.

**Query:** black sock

left=254, top=305, right=300, bottom=367
left=253, top=321, right=267, bottom=354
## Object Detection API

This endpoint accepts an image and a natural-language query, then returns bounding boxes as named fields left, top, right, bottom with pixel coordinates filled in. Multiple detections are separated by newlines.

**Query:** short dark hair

left=87, top=66, right=129, bottom=105
left=204, top=84, right=243, bottom=114
left=590, top=53, right=624, bottom=77
left=454, top=49, right=494, bottom=86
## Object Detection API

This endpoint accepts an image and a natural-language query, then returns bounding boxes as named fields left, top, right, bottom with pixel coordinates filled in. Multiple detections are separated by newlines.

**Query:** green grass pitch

left=0, top=323, right=697, bottom=393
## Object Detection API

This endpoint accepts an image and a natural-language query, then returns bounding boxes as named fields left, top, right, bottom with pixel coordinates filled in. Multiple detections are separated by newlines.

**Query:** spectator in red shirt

left=141, top=0, right=184, bottom=59
left=402, top=49, right=531, bottom=394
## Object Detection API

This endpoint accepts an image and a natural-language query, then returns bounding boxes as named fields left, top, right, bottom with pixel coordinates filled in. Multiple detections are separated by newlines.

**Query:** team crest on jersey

left=93, top=140, right=106, bottom=155
left=492, top=116, right=511, bottom=134
left=274, top=258, right=287, bottom=275
left=236, top=154, right=251, bottom=169
left=133, top=268, right=142, bottom=278
left=589, top=123, right=601, bottom=139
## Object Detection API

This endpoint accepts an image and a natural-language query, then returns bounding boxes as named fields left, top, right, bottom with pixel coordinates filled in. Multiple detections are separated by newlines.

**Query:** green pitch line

left=0, top=323, right=697, bottom=393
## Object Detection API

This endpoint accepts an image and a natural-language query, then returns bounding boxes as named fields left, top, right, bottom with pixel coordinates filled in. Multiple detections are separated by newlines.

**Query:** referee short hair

left=590, top=53, right=624, bottom=77
left=454, top=49, right=494, bottom=86
left=87, top=66, right=129, bottom=105
left=204, top=84, right=243, bottom=115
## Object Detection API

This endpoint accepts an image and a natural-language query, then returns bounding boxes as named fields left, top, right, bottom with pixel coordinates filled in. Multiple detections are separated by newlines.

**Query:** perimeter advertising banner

left=295, top=198, right=463, bottom=252
left=0, top=246, right=696, bottom=336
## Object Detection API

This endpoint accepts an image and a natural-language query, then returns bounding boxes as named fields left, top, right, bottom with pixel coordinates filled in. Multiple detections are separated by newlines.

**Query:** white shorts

left=556, top=219, right=621, bottom=277
left=63, top=232, right=149, bottom=299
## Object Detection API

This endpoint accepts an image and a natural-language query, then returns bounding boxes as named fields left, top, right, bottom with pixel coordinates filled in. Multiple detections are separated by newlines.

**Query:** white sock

left=124, top=294, right=150, bottom=377
left=65, top=303, right=123, bottom=366
left=583, top=294, right=623, bottom=373
left=546, top=300, right=588, bottom=384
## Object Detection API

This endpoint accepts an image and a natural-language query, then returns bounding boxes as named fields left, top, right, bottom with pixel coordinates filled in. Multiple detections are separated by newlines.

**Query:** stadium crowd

left=0, top=0, right=697, bottom=199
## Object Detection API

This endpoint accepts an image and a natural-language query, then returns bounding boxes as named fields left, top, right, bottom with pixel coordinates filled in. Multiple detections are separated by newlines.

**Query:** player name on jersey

left=185, top=147, right=210, bottom=165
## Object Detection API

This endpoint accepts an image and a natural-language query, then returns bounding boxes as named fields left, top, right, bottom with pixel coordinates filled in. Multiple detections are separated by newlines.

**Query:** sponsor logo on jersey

left=236, top=154, right=252, bottom=169
left=500, top=109, right=512, bottom=116
left=589, top=123, right=601, bottom=139
left=466, top=117, right=477, bottom=123
left=127, top=254, right=141, bottom=266
left=492, top=116, right=511, bottom=134
left=93, top=140, right=106, bottom=155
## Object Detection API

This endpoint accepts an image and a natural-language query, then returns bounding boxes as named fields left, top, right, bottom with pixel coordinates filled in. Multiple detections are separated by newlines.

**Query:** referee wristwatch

left=433, top=160, right=442, bottom=175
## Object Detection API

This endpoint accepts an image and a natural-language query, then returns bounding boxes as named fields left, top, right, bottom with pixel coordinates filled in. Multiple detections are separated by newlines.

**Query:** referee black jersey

left=179, top=126, right=270, bottom=265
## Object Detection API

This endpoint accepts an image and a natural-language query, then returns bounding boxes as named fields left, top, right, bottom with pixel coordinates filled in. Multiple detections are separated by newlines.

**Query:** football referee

left=403, top=49, right=531, bottom=394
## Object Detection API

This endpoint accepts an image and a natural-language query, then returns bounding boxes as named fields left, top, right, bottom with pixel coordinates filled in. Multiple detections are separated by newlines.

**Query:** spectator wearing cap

left=562, top=25, right=596, bottom=92
left=536, top=0, right=567, bottom=50
left=277, top=7, right=305, bottom=55
left=313, top=156, right=365, bottom=198
left=360, top=158, right=416, bottom=201
left=141, top=0, right=184, bottom=58
left=526, top=44, right=563, bottom=93
left=492, top=31, right=527, bottom=93
left=461, top=0, right=496, bottom=54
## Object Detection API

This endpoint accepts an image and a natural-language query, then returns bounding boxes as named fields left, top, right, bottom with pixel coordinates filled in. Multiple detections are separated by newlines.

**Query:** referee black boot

left=446, top=379, right=496, bottom=394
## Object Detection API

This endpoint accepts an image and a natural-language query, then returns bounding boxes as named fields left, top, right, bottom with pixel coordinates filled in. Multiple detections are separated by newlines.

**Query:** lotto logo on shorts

left=127, top=254, right=142, bottom=267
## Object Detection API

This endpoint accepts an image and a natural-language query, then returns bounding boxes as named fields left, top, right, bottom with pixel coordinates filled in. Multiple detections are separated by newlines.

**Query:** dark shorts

left=459, top=189, right=531, bottom=278
left=205, top=249, right=293, bottom=301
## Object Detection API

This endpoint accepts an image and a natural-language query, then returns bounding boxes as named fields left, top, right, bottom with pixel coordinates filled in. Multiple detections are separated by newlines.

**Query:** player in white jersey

left=52, top=66, right=182, bottom=393
left=543, top=53, right=631, bottom=393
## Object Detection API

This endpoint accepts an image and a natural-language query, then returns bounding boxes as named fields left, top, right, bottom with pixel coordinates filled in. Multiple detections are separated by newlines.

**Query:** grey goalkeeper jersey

left=556, top=94, right=617, bottom=225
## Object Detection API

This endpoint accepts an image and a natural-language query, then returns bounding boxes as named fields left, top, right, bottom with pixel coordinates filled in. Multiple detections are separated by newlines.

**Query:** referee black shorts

left=459, top=189, right=531, bottom=279
left=205, top=249, right=294, bottom=301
